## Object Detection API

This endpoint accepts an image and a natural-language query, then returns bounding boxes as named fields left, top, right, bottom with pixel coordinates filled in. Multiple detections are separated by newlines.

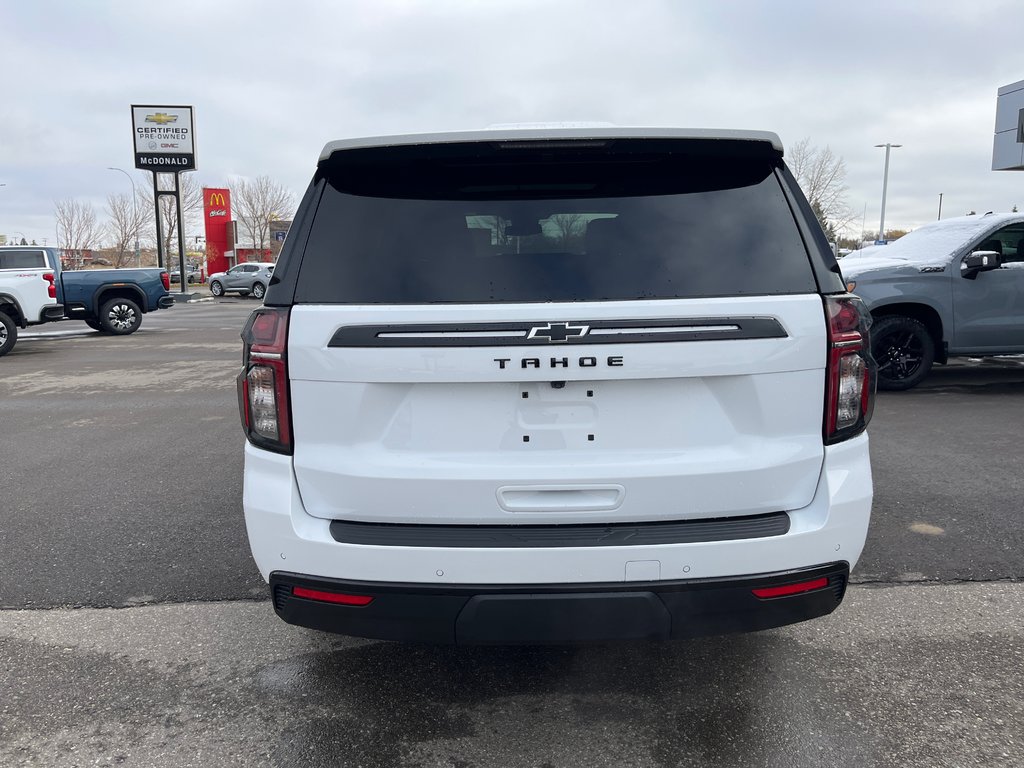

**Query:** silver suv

left=209, top=262, right=274, bottom=299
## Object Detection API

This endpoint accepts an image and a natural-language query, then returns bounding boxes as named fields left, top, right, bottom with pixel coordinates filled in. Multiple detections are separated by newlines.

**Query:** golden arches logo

left=208, top=193, right=226, bottom=207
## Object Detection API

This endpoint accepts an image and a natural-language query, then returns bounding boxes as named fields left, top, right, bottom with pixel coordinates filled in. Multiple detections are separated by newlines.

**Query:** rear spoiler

left=319, top=127, right=784, bottom=162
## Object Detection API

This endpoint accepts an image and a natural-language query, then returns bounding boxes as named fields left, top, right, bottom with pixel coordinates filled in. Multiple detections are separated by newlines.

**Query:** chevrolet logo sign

left=527, top=322, right=590, bottom=342
left=145, top=112, right=178, bottom=125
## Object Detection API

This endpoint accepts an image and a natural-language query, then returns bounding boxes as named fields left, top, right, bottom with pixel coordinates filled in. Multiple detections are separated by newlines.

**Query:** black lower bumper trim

left=269, top=562, right=849, bottom=645
left=40, top=304, right=65, bottom=322
left=158, top=295, right=175, bottom=308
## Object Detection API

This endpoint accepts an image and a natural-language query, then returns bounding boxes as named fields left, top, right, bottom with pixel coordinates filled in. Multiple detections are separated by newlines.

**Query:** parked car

left=842, top=212, right=1024, bottom=390
left=237, top=127, right=876, bottom=645
left=0, top=246, right=64, bottom=356
left=208, top=263, right=274, bottom=299
left=168, top=263, right=202, bottom=284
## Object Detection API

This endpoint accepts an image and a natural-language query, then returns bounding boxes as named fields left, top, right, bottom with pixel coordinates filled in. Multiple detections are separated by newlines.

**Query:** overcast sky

left=2, top=0, right=1022, bottom=245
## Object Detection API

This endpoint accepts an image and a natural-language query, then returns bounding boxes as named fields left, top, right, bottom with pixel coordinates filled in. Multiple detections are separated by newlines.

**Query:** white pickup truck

left=0, top=247, right=65, bottom=357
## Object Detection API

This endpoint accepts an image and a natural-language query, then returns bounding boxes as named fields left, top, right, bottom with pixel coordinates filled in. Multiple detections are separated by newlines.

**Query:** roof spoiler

left=319, top=127, right=785, bottom=162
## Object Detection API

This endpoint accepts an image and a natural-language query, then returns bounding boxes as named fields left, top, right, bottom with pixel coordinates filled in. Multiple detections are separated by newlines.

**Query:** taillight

left=43, top=272, right=56, bottom=299
left=292, top=587, right=373, bottom=606
left=752, top=577, right=829, bottom=599
left=237, top=307, right=292, bottom=454
left=823, top=295, right=876, bottom=444
left=161, top=271, right=170, bottom=291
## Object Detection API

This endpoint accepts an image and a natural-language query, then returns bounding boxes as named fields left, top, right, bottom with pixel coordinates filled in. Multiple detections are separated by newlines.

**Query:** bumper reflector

left=292, top=586, right=374, bottom=606
left=751, top=577, right=829, bottom=599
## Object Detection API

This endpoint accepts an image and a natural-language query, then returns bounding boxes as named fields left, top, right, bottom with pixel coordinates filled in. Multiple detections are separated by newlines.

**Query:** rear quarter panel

left=0, top=271, right=53, bottom=324
left=849, top=270, right=953, bottom=341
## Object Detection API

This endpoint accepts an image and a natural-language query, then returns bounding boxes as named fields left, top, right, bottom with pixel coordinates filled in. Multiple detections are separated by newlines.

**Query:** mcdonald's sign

left=204, top=189, right=230, bottom=220
left=208, top=192, right=228, bottom=217
left=203, top=187, right=233, bottom=275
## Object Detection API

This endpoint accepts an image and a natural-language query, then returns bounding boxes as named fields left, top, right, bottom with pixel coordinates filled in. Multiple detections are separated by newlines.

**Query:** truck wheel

left=0, top=312, right=17, bottom=357
left=85, top=319, right=106, bottom=332
left=251, top=282, right=266, bottom=300
left=99, top=297, right=142, bottom=335
left=210, top=280, right=224, bottom=297
left=872, top=315, right=935, bottom=391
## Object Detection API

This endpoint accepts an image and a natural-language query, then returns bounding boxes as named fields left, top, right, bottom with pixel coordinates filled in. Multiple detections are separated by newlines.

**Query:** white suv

left=238, top=127, right=876, bottom=644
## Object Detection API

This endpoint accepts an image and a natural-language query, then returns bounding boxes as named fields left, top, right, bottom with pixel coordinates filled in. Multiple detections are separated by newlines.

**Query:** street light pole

left=107, top=167, right=140, bottom=267
left=874, top=143, right=902, bottom=242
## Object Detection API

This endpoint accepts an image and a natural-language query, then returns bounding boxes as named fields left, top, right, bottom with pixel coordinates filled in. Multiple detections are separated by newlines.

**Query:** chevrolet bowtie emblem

left=527, top=322, right=590, bottom=342
left=145, top=112, right=178, bottom=125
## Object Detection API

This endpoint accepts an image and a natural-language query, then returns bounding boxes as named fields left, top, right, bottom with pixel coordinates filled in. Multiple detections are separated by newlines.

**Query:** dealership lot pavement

left=3, top=584, right=1021, bottom=768
left=2, top=299, right=1023, bottom=767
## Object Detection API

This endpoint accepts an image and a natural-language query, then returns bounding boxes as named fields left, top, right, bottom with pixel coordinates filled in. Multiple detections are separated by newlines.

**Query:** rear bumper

left=158, top=295, right=175, bottom=309
left=269, top=562, right=849, bottom=644
left=39, top=304, right=65, bottom=322
left=244, top=433, right=872, bottom=587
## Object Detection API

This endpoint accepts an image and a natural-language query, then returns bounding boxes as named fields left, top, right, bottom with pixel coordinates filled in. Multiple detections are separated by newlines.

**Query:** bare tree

left=788, top=138, right=854, bottom=240
left=141, top=173, right=203, bottom=263
left=233, top=176, right=295, bottom=255
left=548, top=213, right=585, bottom=249
left=105, top=191, right=149, bottom=268
left=55, top=198, right=99, bottom=261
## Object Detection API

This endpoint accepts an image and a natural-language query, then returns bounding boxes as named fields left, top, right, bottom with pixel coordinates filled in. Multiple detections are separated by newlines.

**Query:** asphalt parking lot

left=2, top=299, right=1023, bottom=767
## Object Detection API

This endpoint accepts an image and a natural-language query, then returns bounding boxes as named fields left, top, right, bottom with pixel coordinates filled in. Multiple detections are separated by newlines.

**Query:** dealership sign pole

left=131, top=105, right=196, bottom=292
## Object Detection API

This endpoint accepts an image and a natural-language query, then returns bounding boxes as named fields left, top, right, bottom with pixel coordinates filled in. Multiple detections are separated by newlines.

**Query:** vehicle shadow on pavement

left=257, top=632, right=866, bottom=768
left=914, top=361, right=1024, bottom=394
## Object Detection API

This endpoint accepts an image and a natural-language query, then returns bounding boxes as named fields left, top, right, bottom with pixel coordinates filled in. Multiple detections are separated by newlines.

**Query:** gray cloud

left=2, top=0, right=1022, bottom=244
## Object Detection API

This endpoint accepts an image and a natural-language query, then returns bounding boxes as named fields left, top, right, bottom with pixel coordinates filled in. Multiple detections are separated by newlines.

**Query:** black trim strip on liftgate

left=329, top=511, right=790, bottom=548
left=327, top=316, right=787, bottom=348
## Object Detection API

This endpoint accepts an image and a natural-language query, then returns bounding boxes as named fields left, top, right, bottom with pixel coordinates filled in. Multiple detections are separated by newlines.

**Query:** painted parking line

left=19, top=328, right=178, bottom=340
left=19, top=329, right=96, bottom=339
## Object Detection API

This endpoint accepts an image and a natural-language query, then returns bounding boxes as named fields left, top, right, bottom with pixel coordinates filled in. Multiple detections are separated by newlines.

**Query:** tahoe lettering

left=493, top=356, right=624, bottom=370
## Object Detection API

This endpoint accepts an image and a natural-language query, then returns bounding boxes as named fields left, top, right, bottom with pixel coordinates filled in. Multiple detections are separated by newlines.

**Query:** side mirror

left=961, top=250, right=1002, bottom=279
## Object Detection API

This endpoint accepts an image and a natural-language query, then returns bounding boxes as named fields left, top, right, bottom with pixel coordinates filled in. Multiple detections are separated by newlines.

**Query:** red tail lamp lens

left=292, top=587, right=374, bottom=606
left=248, top=310, right=288, bottom=352
left=823, top=295, right=875, bottom=443
left=238, top=307, right=292, bottom=454
left=826, top=297, right=863, bottom=339
left=251, top=312, right=281, bottom=345
left=752, top=577, right=829, bottom=599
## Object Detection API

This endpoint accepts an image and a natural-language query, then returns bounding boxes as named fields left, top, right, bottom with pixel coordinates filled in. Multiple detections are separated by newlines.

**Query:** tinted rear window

left=295, top=142, right=815, bottom=304
left=0, top=250, right=46, bottom=269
